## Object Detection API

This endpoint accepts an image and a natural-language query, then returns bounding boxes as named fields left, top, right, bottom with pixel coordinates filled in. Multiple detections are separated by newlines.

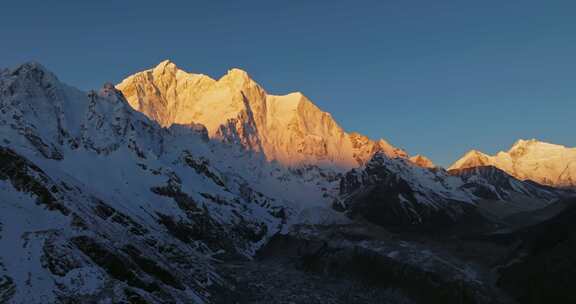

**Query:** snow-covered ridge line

left=450, top=139, right=576, bottom=187
left=116, top=60, right=412, bottom=170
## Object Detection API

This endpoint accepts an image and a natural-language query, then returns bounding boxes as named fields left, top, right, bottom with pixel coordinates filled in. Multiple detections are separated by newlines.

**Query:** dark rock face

left=41, top=235, right=83, bottom=277
left=150, top=173, right=272, bottom=259
left=72, top=236, right=161, bottom=293
left=0, top=147, right=70, bottom=215
left=0, top=274, right=15, bottom=303
left=339, top=168, right=363, bottom=195
left=181, top=152, right=226, bottom=187
left=449, top=165, right=570, bottom=201
left=339, top=154, right=572, bottom=234
left=496, top=198, right=576, bottom=304
left=252, top=232, right=510, bottom=304
left=92, top=199, right=149, bottom=235
left=338, top=153, right=474, bottom=232
left=346, top=177, right=466, bottom=230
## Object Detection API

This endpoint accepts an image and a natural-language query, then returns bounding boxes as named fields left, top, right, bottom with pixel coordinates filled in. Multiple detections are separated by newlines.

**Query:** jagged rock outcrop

left=450, top=139, right=576, bottom=188
left=117, top=60, right=408, bottom=168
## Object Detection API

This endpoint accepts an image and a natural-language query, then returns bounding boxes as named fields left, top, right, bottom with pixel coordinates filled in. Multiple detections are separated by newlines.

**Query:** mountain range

left=117, top=60, right=407, bottom=169
left=0, top=60, right=574, bottom=303
left=450, top=139, right=576, bottom=188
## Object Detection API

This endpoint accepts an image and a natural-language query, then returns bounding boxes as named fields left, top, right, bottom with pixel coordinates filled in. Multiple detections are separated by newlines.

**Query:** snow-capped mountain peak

left=450, top=139, right=576, bottom=187
left=409, top=154, right=436, bottom=168
left=1, top=61, right=338, bottom=303
left=449, top=149, right=492, bottom=170
left=116, top=61, right=408, bottom=169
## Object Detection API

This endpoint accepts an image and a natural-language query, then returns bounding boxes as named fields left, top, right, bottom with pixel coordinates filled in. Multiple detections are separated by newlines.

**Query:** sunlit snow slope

left=450, top=139, right=576, bottom=188
left=117, top=60, right=408, bottom=169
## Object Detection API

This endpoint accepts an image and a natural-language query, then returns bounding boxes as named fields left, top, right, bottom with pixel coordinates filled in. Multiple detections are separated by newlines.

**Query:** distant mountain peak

left=451, top=139, right=576, bottom=187
left=448, top=149, right=491, bottom=170
left=12, top=61, right=49, bottom=72
left=409, top=154, right=436, bottom=168
left=509, top=138, right=568, bottom=152
left=466, top=149, right=488, bottom=157
left=7, top=61, right=60, bottom=86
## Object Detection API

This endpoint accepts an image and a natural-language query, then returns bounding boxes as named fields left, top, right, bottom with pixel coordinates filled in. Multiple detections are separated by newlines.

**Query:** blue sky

left=1, top=0, right=575, bottom=166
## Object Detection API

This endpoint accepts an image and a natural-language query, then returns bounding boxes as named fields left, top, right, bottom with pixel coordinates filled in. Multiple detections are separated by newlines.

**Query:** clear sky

left=1, top=0, right=575, bottom=166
